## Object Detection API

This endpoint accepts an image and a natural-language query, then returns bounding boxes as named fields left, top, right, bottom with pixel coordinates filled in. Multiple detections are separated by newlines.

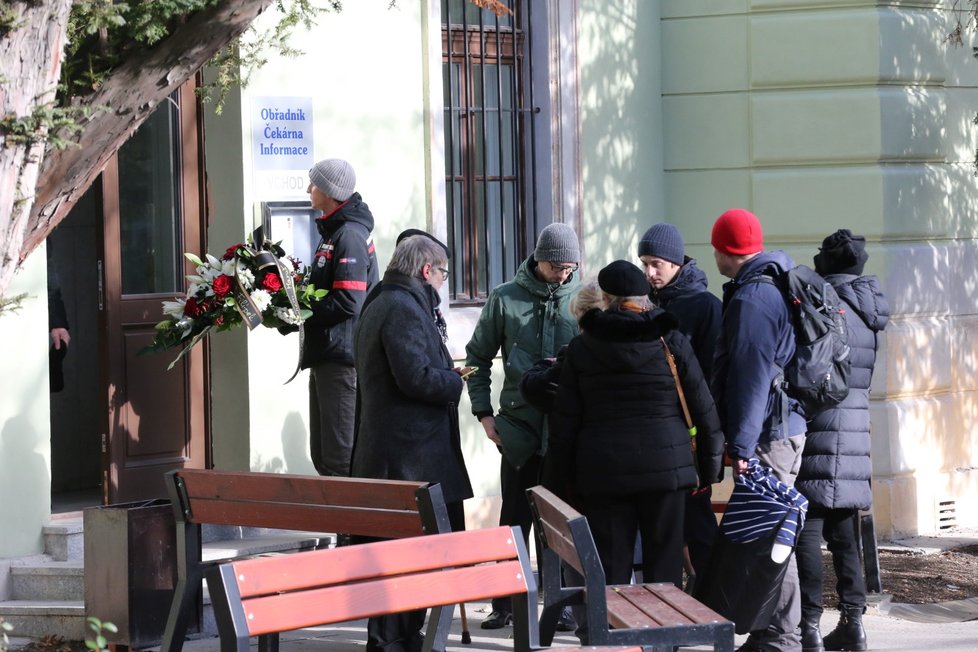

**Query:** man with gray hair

left=353, top=233, right=473, bottom=652
left=302, top=158, right=379, bottom=478
left=464, top=222, right=582, bottom=630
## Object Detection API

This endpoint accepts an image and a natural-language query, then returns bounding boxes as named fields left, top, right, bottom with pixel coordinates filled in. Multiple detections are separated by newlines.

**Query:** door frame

left=98, top=80, right=210, bottom=504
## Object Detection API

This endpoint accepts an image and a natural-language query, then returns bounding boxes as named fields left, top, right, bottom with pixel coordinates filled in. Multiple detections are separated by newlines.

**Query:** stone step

left=0, top=600, right=86, bottom=640
left=43, top=517, right=84, bottom=562
left=10, top=561, right=84, bottom=601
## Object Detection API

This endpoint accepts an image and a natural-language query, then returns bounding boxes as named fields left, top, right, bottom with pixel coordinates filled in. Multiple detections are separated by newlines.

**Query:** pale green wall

left=203, top=71, right=252, bottom=472
left=659, top=0, right=978, bottom=536
left=577, top=0, right=666, bottom=271
left=0, top=247, right=52, bottom=557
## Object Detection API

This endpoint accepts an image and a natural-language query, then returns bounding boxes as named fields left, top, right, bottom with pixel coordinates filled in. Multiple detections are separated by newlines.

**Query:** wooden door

left=100, top=82, right=209, bottom=503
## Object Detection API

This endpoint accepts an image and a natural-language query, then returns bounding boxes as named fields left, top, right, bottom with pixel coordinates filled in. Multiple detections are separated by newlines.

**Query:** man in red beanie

left=709, top=208, right=807, bottom=652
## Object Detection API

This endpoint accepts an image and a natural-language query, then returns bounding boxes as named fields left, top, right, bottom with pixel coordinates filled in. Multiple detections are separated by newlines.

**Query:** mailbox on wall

left=260, top=201, right=320, bottom=268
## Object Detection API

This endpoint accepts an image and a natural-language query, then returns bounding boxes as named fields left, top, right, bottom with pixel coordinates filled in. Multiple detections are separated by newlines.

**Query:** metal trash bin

left=84, top=498, right=190, bottom=649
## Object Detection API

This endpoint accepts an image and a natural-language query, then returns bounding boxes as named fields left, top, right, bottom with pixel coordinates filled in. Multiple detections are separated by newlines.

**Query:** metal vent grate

left=937, top=499, right=957, bottom=531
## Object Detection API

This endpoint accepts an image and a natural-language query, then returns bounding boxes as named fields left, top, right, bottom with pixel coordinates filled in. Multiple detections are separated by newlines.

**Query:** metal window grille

left=442, top=0, right=539, bottom=303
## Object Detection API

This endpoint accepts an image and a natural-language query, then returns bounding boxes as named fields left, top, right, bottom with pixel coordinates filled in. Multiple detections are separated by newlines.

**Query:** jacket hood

left=827, top=274, right=889, bottom=333
left=315, top=192, right=375, bottom=236
left=577, top=307, right=678, bottom=369
left=514, top=255, right=580, bottom=299
left=653, top=257, right=710, bottom=303
left=735, top=250, right=795, bottom=282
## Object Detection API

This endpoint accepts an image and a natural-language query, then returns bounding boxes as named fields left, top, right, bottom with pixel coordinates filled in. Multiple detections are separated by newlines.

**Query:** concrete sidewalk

left=133, top=599, right=977, bottom=652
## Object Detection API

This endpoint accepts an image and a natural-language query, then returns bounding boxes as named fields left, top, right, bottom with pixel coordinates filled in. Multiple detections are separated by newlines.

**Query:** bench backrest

left=167, top=469, right=450, bottom=537
left=207, top=526, right=540, bottom=652
left=527, top=486, right=612, bottom=624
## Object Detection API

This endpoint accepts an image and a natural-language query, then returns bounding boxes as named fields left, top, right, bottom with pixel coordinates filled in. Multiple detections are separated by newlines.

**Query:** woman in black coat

left=549, top=261, right=724, bottom=588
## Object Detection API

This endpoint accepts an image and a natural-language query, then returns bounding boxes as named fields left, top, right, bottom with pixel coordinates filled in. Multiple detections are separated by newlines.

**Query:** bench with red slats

left=207, top=524, right=648, bottom=652
left=528, top=486, right=735, bottom=652
left=160, top=469, right=452, bottom=652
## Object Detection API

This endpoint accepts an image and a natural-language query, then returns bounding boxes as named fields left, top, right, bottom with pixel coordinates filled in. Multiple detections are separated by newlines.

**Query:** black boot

left=801, top=613, right=825, bottom=652
left=822, top=605, right=867, bottom=651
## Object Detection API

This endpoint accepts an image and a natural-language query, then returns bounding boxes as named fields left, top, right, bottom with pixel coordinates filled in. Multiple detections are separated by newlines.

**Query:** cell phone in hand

left=460, top=366, right=479, bottom=379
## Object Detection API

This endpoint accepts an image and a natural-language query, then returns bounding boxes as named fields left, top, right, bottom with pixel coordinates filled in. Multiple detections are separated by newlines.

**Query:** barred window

left=442, top=0, right=544, bottom=303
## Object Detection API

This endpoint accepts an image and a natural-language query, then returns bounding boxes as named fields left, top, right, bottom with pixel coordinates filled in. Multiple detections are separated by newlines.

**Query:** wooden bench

left=207, top=525, right=647, bottom=652
left=160, top=469, right=452, bottom=652
left=527, top=486, right=735, bottom=652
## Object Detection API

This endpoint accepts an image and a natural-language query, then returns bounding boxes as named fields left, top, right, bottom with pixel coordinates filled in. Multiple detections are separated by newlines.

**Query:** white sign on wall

left=251, top=96, right=314, bottom=200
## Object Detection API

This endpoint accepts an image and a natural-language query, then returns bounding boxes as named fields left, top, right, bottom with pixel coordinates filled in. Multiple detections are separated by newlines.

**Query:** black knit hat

left=638, top=223, right=685, bottom=265
left=598, top=260, right=650, bottom=297
left=397, top=228, right=450, bottom=258
left=814, top=229, right=868, bottom=276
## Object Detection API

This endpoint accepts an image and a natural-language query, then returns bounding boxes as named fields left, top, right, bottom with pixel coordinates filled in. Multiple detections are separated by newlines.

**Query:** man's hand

left=731, top=458, right=749, bottom=478
left=50, top=328, right=71, bottom=350
left=480, top=415, right=501, bottom=445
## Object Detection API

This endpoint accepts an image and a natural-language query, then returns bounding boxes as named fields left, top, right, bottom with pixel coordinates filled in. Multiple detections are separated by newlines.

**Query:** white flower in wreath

left=237, top=267, right=255, bottom=289
left=188, top=281, right=212, bottom=298
left=274, top=306, right=303, bottom=325
left=162, top=298, right=186, bottom=320
left=251, top=289, right=272, bottom=313
left=222, top=259, right=236, bottom=276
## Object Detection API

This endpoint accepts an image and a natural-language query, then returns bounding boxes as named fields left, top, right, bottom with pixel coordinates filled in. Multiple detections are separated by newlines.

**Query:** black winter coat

left=549, top=307, right=725, bottom=498
left=303, top=193, right=380, bottom=368
left=796, top=274, right=889, bottom=510
left=650, top=257, right=722, bottom=381
left=351, top=272, right=473, bottom=504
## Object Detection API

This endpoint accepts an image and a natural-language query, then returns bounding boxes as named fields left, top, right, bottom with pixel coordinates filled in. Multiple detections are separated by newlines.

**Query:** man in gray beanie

left=464, top=222, right=581, bottom=631
left=302, top=158, right=379, bottom=478
left=637, top=222, right=723, bottom=591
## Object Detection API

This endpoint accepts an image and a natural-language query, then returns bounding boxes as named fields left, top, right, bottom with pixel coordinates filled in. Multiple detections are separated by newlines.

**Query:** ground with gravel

left=822, top=544, right=978, bottom=605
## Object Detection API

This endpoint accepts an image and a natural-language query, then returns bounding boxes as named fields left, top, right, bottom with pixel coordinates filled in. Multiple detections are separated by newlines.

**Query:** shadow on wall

left=578, top=1, right=663, bottom=270
left=250, top=411, right=316, bottom=476
left=0, top=416, right=50, bottom=550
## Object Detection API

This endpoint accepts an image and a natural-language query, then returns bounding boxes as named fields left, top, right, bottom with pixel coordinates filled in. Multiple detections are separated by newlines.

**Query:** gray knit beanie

left=309, top=159, right=356, bottom=201
left=534, top=223, right=581, bottom=263
left=638, top=223, right=685, bottom=266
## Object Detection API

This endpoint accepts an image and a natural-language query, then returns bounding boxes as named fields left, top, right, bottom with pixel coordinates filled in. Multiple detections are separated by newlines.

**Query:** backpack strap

left=739, top=272, right=791, bottom=438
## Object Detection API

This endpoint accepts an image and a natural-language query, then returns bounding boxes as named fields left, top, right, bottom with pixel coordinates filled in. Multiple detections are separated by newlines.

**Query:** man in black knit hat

left=637, top=222, right=723, bottom=590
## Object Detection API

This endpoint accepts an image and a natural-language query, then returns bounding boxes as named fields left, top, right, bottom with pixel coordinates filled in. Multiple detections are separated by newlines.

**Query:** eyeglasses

left=436, top=267, right=450, bottom=280
left=548, top=262, right=579, bottom=273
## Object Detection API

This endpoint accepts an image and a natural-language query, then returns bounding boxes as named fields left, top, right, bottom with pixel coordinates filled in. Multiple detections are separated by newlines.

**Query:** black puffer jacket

left=549, top=307, right=725, bottom=498
left=796, top=274, right=889, bottom=510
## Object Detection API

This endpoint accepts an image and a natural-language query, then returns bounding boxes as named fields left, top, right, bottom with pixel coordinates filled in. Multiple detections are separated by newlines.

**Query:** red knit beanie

left=711, top=208, right=764, bottom=255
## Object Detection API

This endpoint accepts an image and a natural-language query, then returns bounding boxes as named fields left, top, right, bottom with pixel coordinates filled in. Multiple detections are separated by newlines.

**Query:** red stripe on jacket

left=333, top=280, right=368, bottom=291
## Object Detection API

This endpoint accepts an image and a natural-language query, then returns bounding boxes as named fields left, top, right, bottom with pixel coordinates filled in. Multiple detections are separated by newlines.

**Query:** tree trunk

left=0, top=0, right=274, bottom=301
left=0, top=0, right=73, bottom=299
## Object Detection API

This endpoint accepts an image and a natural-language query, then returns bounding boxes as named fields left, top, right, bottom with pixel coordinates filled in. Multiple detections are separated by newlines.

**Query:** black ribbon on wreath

left=230, top=239, right=302, bottom=329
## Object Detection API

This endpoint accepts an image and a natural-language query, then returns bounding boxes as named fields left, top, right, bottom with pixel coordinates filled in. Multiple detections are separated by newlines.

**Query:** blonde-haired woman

left=548, top=260, right=724, bottom=587
left=520, top=279, right=605, bottom=414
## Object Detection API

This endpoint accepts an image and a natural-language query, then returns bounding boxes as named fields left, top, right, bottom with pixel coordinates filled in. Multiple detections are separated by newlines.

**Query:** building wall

left=202, top=2, right=507, bottom=508
left=659, top=0, right=978, bottom=537
left=0, top=247, right=52, bottom=558
left=577, top=0, right=666, bottom=271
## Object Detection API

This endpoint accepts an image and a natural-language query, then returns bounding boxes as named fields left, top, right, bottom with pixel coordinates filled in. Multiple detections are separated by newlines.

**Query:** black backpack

left=748, top=265, right=851, bottom=418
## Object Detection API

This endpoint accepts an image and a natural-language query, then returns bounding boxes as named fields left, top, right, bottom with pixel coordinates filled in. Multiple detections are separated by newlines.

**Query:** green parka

left=464, top=256, right=580, bottom=468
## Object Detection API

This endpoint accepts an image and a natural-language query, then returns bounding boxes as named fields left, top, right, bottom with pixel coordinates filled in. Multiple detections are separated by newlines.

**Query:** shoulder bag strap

left=661, top=337, right=701, bottom=489
left=660, top=336, right=695, bottom=434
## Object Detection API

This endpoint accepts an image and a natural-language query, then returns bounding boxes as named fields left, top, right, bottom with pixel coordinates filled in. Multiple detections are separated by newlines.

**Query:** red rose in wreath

left=212, top=274, right=233, bottom=298
left=261, top=272, right=283, bottom=292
